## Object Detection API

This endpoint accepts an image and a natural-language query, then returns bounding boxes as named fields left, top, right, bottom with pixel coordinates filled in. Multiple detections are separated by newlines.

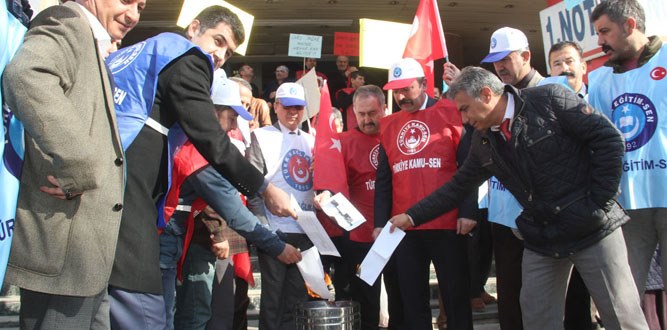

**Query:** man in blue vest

left=106, top=6, right=296, bottom=328
left=588, top=0, right=667, bottom=300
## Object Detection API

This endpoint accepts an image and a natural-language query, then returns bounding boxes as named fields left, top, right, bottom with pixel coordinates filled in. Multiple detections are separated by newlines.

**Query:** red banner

left=334, top=32, right=360, bottom=57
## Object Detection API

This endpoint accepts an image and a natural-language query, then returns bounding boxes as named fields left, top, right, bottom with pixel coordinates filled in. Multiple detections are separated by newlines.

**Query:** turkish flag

left=313, top=81, right=349, bottom=198
left=403, top=0, right=448, bottom=97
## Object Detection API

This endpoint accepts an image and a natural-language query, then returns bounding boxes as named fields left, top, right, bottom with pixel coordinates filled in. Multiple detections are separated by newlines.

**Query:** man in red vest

left=375, top=58, right=476, bottom=329
left=314, top=85, right=386, bottom=329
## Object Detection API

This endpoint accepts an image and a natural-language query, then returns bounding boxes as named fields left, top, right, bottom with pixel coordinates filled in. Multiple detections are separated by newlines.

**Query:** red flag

left=313, top=81, right=349, bottom=198
left=403, top=0, right=448, bottom=97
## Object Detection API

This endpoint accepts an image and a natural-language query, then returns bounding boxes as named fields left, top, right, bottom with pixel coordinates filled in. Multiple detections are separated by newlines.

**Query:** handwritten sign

left=288, top=34, right=322, bottom=58
left=333, top=32, right=359, bottom=56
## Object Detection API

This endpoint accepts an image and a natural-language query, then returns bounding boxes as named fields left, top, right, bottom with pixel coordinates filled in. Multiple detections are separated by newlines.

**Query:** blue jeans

left=174, top=244, right=235, bottom=330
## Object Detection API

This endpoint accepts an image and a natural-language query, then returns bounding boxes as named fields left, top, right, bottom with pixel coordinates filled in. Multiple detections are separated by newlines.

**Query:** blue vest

left=0, top=1, right=28, bottom=284
left=106, top=32, right=213, bottom=227
left=588, top=44, right=667, bottom=210
left=485, top=177, right=522, bottom=229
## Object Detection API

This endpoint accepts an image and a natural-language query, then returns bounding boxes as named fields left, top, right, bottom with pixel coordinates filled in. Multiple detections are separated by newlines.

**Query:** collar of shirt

left=72, top=2, right=112, bottom=57
left=418, top=94, right=429, bottom=111
left=277, top=121, right=300, bottom=135
left=490, top=93, right=515, bottom=132
left=577, top=84, right=587, bottom=98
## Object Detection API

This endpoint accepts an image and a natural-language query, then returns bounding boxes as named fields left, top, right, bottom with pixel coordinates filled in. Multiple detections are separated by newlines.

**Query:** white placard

left=288, top=34, right=322, bottom=59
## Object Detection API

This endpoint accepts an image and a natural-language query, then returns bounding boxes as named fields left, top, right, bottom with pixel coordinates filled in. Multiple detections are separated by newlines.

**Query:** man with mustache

left=588, top=0, right=667, bottom=308
left=313, top=85, right=386, bottom=329
left=2, top=0, right=143, bottom=327
left=374, top=58, right=476, bottom=329
left=245, top=82, right=316, bottom=330
left=548, top=41, right=588, bottom=98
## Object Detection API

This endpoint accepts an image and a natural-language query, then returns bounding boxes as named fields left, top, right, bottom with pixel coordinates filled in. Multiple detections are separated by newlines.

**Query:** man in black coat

left=108, top=6, right=296, bottom=329
left=390, top=67, right=648, bottom=330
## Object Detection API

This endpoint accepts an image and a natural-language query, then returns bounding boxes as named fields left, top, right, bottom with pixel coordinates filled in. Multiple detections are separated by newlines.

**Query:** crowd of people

left=2, top=0, right=666, bottom=329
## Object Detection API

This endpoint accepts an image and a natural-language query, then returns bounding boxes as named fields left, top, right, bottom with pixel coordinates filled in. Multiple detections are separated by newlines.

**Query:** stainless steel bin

left=294, top=300, right=360, bottom=329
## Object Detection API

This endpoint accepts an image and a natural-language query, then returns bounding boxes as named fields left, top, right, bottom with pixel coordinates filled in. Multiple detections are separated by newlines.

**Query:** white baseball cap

left=383, top=58, right=425, bottom=90
left=481, top=27, right=529, bottom=63
left=211, top=76, right=253, bottom=121
left=276, top=82, right=306, bottom=107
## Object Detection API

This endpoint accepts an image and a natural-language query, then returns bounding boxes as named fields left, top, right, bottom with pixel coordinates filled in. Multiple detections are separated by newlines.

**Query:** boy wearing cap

left=159, top=76, right=302, bottom=329
left=246, top=82, right=317, bottom=330
left=375, top=58, right=476, bottom=329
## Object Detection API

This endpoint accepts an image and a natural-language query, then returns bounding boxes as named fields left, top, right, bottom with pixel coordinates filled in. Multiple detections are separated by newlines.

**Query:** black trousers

left=492, top=223, right=524, bottom=330
left=395, top=230, right=473, bottom=330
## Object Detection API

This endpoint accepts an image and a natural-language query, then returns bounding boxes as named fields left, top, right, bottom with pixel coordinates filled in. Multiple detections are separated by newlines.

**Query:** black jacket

left=110, top=49, right=266, bottom=293
left=407, top=84, right=628, bottom=257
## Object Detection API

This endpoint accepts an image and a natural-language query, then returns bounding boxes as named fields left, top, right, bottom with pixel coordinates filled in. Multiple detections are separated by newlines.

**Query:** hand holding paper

left=357, top=222, right=405, bottom=286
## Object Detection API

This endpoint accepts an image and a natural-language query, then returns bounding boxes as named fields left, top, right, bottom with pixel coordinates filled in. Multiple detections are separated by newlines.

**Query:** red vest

left=336, top=87, right=358, bottom=130
left=380, top=98, right=462, bottom=230
left=163, top=142, right=253, bottom=284
left=340, top=129, right=380, bottom=242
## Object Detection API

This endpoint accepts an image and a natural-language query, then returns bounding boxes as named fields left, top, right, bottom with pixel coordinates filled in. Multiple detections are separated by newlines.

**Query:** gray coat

left=2, top=2, right=125, bottom=296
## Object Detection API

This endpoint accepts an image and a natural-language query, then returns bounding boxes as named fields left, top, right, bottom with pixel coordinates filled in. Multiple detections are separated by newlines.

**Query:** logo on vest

left=369, top=144, right=380, bottom=169
left=108, top=41, right=146, bottom=74
left=282, top=149, right=312, bottom=191
left=396, top=120, right=430, bottom=155
left=650, top=67, right=666, bottom=81
left=611, top=93, right=657, bottom=152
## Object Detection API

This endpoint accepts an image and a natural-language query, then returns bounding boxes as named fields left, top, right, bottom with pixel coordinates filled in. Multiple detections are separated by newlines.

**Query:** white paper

left=320, top=193, right=366, bottom=231
left=296, top=210, right=341, bottom=257
left=296, top=246, right=332, bottom=300
left=290, top=194, right=340, bottom=257
left=358, top=222, right=405, bottom=286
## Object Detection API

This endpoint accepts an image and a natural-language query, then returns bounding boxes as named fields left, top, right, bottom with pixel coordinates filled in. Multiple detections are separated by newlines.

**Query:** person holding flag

left=375, top=58, right=476, bottom=329
left=314, top=84, right=386, bottom=329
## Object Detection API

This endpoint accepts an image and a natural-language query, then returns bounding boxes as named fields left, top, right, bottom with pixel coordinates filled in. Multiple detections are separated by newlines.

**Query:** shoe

left=471, top=297, right=486, bottom=312
left=481, top=291, right=497, bottom=304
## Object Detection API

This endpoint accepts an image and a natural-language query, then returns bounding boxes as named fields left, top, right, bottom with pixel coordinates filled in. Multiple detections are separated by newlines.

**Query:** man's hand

left=456, top=218, right=477, bottom=235
left=443, top=62, right=461, bottom=86
left=372, top=227, right=382, bottom=241
left=211, top=238, right=230, bottom=260
left=262, top=183, right=298, bottom=219
left=313, top=190, right=332, bottom=210
left=39, top=175, right=81, bottom=200
left=389, top=213, right=413, bottom=233
left=276, top=243, right=302, bottom=264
